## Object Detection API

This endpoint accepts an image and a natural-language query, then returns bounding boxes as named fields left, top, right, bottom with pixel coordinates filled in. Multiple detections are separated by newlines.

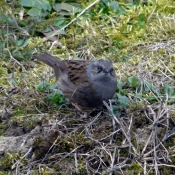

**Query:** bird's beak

left=103, top=69, right=110, bottom=73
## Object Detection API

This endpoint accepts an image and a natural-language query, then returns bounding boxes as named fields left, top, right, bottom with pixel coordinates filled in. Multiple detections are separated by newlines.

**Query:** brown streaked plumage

left=34, top=53, right=117, bottom=108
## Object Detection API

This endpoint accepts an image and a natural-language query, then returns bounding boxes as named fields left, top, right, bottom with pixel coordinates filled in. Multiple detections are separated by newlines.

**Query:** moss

left=0, top=153, right=22, bottom=171
left=0, top=62, right=8, bottom=85
left=33, top=166, right=57, bottom=175
left=159, top=166, right=175, bottom=175
left=0, top=172, right=11, bottom=175
left=33, top=129, right=60, bottom=160
left=0, top=123, right=7, bottom=135
left=127, top=162, right=143, bottom=173
left=1, top=0, right=175, bottom=174
left=8, top=116, right=42, bottom=132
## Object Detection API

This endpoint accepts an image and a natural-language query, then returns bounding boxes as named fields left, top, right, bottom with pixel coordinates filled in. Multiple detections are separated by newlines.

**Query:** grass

left=0, top=0, right=175, bottom=174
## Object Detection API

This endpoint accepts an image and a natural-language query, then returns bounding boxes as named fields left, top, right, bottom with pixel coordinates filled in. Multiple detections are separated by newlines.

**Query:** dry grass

left=1, top=0, right=175, bottom=174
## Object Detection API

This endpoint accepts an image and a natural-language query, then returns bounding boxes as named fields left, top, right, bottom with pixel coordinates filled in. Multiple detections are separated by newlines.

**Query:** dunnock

left=34, top=53, right=117, bottom=108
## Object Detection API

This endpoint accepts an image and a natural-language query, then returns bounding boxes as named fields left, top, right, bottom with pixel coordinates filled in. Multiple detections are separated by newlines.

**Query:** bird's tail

left=34, top=53, right=68, bottom=80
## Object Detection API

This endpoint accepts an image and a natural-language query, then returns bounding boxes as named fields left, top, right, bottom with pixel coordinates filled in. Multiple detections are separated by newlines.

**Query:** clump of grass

left=1, top=0, right=175, bottom=174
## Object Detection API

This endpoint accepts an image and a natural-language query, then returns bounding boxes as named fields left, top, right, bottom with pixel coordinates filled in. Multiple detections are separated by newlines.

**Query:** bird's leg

left=71, top=102, right=83, bottom=113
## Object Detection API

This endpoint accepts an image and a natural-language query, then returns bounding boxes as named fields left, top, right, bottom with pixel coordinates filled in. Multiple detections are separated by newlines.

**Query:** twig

left=41, top=134, right=60, bottom=162
left=74, top=152, right=78, bottom=173
left=7, top=49, right=27, bottom=72
left=12, top=147, right=33, bottom=169
left=81, top=111, right=102, bottom=135
left=103, top=101, right=137, bottom=155
left=31, top=0, right=100, bottom=52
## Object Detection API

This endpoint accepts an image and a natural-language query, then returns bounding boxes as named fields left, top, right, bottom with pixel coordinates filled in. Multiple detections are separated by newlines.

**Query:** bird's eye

left=97, top=66, right=102, bottom=73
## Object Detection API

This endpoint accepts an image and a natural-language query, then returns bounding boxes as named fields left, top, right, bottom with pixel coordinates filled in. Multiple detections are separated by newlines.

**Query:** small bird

left=34, top=53, right=117, bottom=108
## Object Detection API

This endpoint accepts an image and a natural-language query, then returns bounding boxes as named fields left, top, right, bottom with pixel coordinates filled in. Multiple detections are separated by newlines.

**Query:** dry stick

left=162, top=111, right=170, bottom=141
left=99, top=143, right=117, bottom=175
left=81, top=111, right=102, bottom=135
left=99, top=129, right=120, bottom=142
left=158, top=68, right=174, bottom=81
left=41, top=134, right=60, bottom=162
left=110, top=146, right=117, bottom=175
left=144, top=82, right=161, bottom=102
left=159, top=58, right=175, bottom=76
left=148, top=105, right=159, bottom=174
left=74, top=152, right=78, bottom=173
left=153, top=102, right=169, bottom=175
left=11, top=14, right=29, bottom=36
left=7, top=49, right=27, bottom=72
left=141, top=131, right=154, bottom=156
left=110, top=100, right=117, bottom=144
left=144, top=160, right=147, bottom=175
left=31, top=0, right=100, bottom=52
left=144, top=103, right=166, bottom=175
left=142, top=105, right=161, bottom=157
left=50, top=145, right=83, bottom=165
left=12, top=147, right=33, bottom=169
left=153, top=130, right=159, bottom=175
left=158, top=139, right=171, bottom=162
left=163, top=112, right=174, bottom=142
left=142, top=104, right=163, bottom=155
left=102, top=160, right=128, bottom=175
left=150, top=164, right=175, bottom=168
left=103, top=101, right=137, bottom=155
left=85, top=161, right=91, bottom=175
left=143, top=142, right=162, bottom=159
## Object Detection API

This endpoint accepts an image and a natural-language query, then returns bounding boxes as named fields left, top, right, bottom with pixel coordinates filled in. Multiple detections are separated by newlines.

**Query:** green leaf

left=137, top=13, right=146, bottom=28
left=54, top=3, right=82, bottom=15
left=116, top=6, right=126, bottom=15
left=109, top=1, right=119, bottom=12
left=37, top=81, right=50, bottom=92
left=27, top=7, right=42, bottom=17
left=127, top=76, right=140, bottom=88
left=143, top=81, right=151, bottom=93
left=37, top=82, right=59, bottom=92
left=167, top=96, right=175, bottom=103
left=144, top=81, right=160, bottom=95
left=117, top=93, right=130, bottom=107
left=47, top=90, right=67, bottom=107
left=112, top=105, right=120, bottom=117
left=54, top=3, right=74, bottom=12
left=0, top=14, right=17, bottom=26
left=49, top=84, right=58, bottom=90
left=16, top=39, right=28, bottom=47
left=18, top=0, right=36, bottom=7
left=163, top=84, right=174, bottom=96
left=8, top=73, right=18, bottom=84
left=146, top=96, right=158, bottom=103
left=43, top=30, right=66, bottom=37
left=0, top=41, right=5, bottom=50
left=138, top=14, right=146, bottom=22
left=13, top=54, right=25, bottom=61
left=116, top=81, right=123, bottom=91
left=18, top=0, right=51, bottom=11
left=102, top=0, right=112, bottom=6
left=53, top=18, right=67, bottom=29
